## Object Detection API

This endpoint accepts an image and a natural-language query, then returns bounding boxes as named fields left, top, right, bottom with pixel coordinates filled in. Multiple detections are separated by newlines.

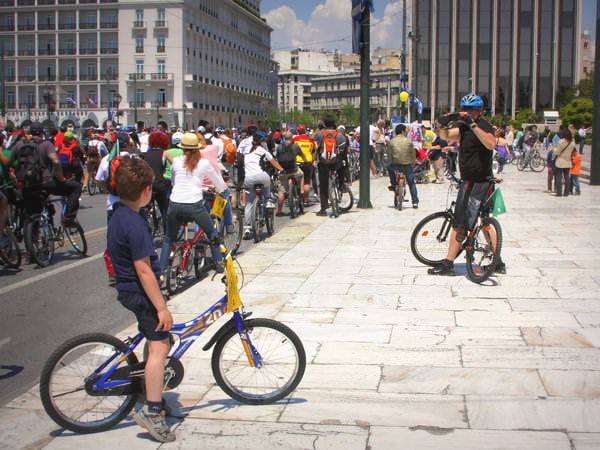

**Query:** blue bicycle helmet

left=460, top=93, right=484, bottom=109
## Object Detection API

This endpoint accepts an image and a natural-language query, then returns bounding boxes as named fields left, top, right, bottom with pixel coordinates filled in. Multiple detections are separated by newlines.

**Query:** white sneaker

left=133, top=405, right=176, bottom=443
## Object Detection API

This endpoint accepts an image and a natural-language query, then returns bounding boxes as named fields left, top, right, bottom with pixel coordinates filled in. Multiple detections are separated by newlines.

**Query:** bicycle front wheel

left=516, top=156, right=527, bottom=171
left=394, top=180, right=406, bottom=210
left=211, top=318, right=306, bottom=405
left=339, top=183, right=354, bottom=212
left=0, top=228, right=21, bottom=268
left=87, top=177, right=97, bottom=196
left=39, top=333, right=140, bottom=434
left=466, top=217, right=503, bottom=284
left=530, top=154, right=546, bottom=172
left=64, top=222, right=88, bottom=255
left=24, top=215, right=55, bottom=267
left=410, top=211, right=454, bottom=266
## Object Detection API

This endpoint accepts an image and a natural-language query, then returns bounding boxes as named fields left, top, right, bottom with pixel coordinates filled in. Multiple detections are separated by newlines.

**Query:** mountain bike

left=24, top=193, right=87, bottom=267
left=39, top=248, right=306, bottom=433
left=145, top=195, right=165, bottom=246
left=410, top=175, right=503, bottom=283
left=86, top=158, right=105, bottom=196
left=516, top=144, right=545, bottom=172
left=392, top=168, right=407, bottom=211
left=0, top=182, right=22, bottom=268
left=249, top=183, right=274, bottom=242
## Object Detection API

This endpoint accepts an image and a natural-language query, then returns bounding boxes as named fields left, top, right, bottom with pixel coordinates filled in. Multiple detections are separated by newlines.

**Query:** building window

left=135, top=36, right=143, bottom=53
left=136, top=59, right=144, bottom=77
left=157, top=35, right=165, bottom=53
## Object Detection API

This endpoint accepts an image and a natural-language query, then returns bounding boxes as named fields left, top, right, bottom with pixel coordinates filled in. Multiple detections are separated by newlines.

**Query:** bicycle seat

left=175, top=212, right=196, bottom=223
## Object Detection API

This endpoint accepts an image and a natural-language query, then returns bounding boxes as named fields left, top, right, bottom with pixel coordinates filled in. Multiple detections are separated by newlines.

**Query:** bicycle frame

left=92, top=255, right=259, bottom=393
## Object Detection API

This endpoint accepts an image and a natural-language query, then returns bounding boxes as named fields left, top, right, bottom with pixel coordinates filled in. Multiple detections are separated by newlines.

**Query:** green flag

left=492, top=188, right=507, bottom=216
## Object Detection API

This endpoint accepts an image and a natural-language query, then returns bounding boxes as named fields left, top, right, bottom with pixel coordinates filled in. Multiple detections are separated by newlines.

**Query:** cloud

left=265, top=0, right=352, bottom=52
left=264, top=0, right=404, bottom=53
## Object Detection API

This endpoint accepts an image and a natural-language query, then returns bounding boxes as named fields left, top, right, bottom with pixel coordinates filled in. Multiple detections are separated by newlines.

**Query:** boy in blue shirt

left=107, top=157, right=176, bottom=443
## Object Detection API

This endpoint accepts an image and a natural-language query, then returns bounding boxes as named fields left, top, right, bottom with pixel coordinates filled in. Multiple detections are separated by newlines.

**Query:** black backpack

left=14, top=139, right=44, bottom=189
left=277, top=143, right=297, bottom=173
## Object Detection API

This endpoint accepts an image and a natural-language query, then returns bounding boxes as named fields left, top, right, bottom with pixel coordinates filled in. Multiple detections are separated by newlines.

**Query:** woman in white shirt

left=243, top=132, right=283, bottom=239
left=158, top=132, right=229, bottom=274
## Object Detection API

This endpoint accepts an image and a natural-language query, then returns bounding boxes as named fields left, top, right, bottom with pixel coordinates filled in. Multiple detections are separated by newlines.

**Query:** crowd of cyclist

left=0, top=114, right=358, bottom=276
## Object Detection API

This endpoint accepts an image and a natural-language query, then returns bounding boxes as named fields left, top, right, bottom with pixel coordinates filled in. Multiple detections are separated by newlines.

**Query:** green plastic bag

left=492, top=188, right=507, bottom=216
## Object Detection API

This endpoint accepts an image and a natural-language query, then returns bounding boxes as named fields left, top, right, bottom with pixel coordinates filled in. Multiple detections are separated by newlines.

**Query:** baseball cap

left=116, top=131, right=130, bottom=147
left=64, top=131, right=75, bottom=139
left=297, top=124, right=306, bottom=133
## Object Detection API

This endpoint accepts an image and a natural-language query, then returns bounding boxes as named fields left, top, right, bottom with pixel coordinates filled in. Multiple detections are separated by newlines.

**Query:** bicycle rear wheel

left=64, top=222, right=88, bottom=255
left=251, top=198, right=263, bottom=242
left=288, top=183, right=299, bottom=218
left=394, top=179, right=406, bottom=210
left=516, top=156, right=527, bottom=171
left=193, top=243, right=208, bottom=279
left=166, top=247, right=183, bottom=294
left=39, top=333, right=140, bottom=433
left=87, top=177, right=97, bottom=196
left=466, top=217, right=503, bottom=283
left=222, top=208, right=243, bottom=255
left=24, top=215, right=55, bottom=267
left=211, top=318, right=306, bottom=405
left=410, top=211, right=454, bottom=266
left=266, top=205, right=275, bottom=236
left=0, top=228, right=21, bottom=268
left=328, top=177, right=339, bottom=218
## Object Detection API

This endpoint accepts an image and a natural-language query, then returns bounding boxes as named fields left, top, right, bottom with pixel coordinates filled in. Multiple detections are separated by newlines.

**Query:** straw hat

left=177, top=132, right=204, bottom=150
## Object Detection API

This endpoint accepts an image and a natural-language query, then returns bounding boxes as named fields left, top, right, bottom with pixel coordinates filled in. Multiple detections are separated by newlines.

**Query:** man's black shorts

left=453, top=180, right=490, bottom=231
left=117, top=291, right=170, bottom=341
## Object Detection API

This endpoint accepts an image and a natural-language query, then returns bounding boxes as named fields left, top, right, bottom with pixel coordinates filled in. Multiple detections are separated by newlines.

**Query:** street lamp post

left=182, top=103, right=187, bottom=130
left=133, top=76, right=138, bottom=124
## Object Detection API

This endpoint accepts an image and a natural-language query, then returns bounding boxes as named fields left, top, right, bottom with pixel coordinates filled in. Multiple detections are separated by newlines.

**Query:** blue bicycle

left=39, top=249, right=306, bottom=433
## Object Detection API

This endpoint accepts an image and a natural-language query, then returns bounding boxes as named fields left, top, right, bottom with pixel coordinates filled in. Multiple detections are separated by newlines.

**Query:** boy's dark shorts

left=117, top=291, right=170, bottom=341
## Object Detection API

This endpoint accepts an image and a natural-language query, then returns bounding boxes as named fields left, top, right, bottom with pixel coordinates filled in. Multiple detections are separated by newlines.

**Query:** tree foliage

left=560, top=97, right=594, bottom=127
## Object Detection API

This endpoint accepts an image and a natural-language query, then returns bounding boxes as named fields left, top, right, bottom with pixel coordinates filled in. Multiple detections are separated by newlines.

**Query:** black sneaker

left=495, top=261, right=507, bottom=274
left=427, top=259, right=455, bottom=276
left=388, top=185, right=395, bottom=191
left=316, top=210, right=327, bottom=216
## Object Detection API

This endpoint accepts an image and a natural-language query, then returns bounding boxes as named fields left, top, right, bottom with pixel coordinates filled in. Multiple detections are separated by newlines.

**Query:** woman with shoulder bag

left=553, top=128, right=574, bottom=197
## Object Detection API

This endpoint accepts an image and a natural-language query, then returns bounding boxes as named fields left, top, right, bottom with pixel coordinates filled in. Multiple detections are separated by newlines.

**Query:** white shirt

left=95, top=152, right=130, bottom=210
left=170, top=155, right=226, bottom=204
left=211, top=135, right=224, bottom=160
left=243, top=146, right=273, bottom=180
left=237, top=136, right=253, bottom=156
left=87, top=138, right=108, bottom=156
left=138, top=133, right=149, bottom=153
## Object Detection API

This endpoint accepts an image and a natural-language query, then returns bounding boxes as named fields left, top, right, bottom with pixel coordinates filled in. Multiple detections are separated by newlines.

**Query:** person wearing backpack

left=293, top=124, right=316, bottom=206
left=216, top=126, right=237, bottom=182
left=0, top=122, right=82, bottom=226
left=275, top=132, right=308, bottom=217
left=313, top=115, right=347, bottom=216
left=57, top=131, right=85, bottom=183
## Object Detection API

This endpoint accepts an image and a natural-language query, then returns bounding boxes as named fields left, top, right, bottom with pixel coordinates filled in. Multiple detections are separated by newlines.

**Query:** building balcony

left=59, top=74, right=76, bottom=81
left=58, top=0, right=75, bottom=3
left=16, top=0, right=33, bottom=4
left=127, top=72, right=173, bottom=82
left=100, top=0, right=117, bottom=3
left=132, top=21, right=145, bottom=28
left=79, top=22, right=97, bottom=29
left=58, top=23, right=76, bottom=30
left=0, top=0, right=14, bottom=5
left=154, top=20, right=167, bottom=28
left=38, top=0, right=55, bottom=4
left=4, top=75, right=15, bottom=82
left=151, top=73, right=169, bottom=80
left=38, top=75, right=56, bottom=81
left=38, top=49, right=56, bottom=55
left=58, top=48, right=76, bottom=55
left=18, top=75, right=35, bottom=81
left=79, top=0, right=96, bottom=3
left=80, top=47, right=97, bottom=55
left=17, top=24, right=35, bottom=31
left=0, top=25, right=15, bottom=31
left=79, top=74, right=98, bottom=81
left=38, top=23, right=56, bottom=30
left=3, top=49, right=14, bottom=55
left=156, top=46, right=165, bottom=53
left=135, top=46, right=143, bottom=53
left=17, top=49, right=35, bottom=56
left=100, top=21, right=117, bottom=28
left=100, top=47, right=118, bottom=54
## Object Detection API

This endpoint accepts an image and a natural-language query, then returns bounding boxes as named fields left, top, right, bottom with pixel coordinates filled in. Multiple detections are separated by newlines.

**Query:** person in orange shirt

left=570, top=147, right=581, bottom=195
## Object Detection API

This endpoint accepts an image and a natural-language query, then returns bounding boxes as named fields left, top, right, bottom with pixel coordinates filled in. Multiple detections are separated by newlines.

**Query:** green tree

left=560, top=97, right=593, bottom=128
left=339, top=103, right=359, bottom=129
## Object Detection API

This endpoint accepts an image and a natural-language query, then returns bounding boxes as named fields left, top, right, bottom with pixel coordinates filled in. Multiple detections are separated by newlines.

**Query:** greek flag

left=351, top=0, right=374, bottom=54
left=65, top=96, right=77, bottom=106
left=413, top=97, right=423, bottom=115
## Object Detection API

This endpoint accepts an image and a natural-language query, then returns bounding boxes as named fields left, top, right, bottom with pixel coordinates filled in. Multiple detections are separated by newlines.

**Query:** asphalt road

left=0, top=190, right=300, bottom=406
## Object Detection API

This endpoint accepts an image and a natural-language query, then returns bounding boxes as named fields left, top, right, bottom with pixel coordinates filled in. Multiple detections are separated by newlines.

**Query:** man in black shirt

left=429, top=94, right=505, bottom=276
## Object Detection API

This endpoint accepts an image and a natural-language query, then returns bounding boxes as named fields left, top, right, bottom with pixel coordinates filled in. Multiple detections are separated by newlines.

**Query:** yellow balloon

left=399, top=91, right=409, bottom=103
